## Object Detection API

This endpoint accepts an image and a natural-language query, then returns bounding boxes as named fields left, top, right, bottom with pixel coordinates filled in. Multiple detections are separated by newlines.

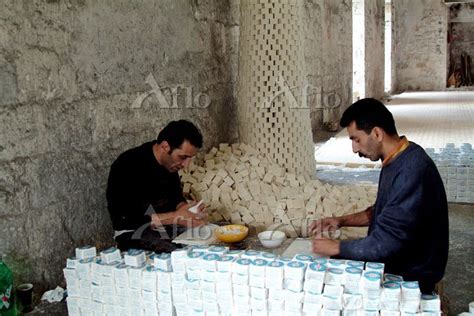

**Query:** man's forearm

left=338, top=206, right=372, bottom=227
left=151, top=212, right=178, bottom=227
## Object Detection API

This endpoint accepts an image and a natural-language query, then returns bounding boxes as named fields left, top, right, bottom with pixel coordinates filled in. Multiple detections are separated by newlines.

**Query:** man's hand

left=312, top=237, right=340, bottom=257
left=175, top=201, right=208, bottom=228
left=309, top=217, right=341, bottom=237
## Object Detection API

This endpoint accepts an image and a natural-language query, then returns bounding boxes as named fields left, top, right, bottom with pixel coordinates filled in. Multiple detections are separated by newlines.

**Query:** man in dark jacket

left=310, top=98, right=449, bottom=294
left=106, top=120, right=207, bottom=252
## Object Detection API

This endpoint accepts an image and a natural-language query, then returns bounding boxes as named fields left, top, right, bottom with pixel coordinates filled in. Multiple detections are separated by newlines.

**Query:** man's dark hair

left=340, top=98, right=398, bottom=136
left=157, top=120, right=203, bottom=150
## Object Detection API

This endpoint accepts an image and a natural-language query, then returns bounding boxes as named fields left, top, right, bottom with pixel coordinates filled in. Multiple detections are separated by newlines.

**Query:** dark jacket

left=340, top=142, right=449, bottom=293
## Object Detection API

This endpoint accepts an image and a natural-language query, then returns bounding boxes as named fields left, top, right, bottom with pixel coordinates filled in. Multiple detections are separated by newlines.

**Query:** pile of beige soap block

left=180, top=143, right=376, bottom=240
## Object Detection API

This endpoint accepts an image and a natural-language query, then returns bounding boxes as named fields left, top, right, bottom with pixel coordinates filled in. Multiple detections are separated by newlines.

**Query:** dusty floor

left=443, top=202, right=474, bottom=315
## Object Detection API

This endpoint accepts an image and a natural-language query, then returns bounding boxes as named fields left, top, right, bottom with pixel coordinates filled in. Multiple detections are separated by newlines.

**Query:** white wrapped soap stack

left=426, top=143, right=474, bottom=203
left=64, top=245, right=441, bottom=316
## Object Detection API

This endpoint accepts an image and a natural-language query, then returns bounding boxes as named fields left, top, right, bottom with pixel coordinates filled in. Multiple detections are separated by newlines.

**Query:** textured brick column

left=237, top=0, right=315, bottom=178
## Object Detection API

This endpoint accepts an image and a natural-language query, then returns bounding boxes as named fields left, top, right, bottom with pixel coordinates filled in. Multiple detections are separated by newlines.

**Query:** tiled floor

left=315, top=91, right=474, bottom=167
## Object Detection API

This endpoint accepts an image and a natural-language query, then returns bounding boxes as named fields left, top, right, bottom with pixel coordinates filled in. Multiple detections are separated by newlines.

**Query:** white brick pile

left=426, top=143, right=474, bottom=203
left=181, top=143, right=376, bottom=238
left=64, top=246, right=441, bottom=316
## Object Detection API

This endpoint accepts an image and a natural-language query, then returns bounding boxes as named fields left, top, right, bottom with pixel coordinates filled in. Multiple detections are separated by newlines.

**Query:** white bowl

left=258, top=230, right=286, bottom=248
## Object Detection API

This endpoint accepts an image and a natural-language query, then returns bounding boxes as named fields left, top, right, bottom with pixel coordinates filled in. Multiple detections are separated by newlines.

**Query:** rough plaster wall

left=321, top=0, right=353, bottom=130
left=303, top=0, right=324, bottom=133
left=287, top=0, right=353, bottom=133
left=392, top=0, right=448, bottom=92
left=449, top=4, right=474, bottom=78
left=0, top=0, right=238, bottom=290
left=364, top=0, right=385, bottom=99
left=302, top=0, right=353, bottom=132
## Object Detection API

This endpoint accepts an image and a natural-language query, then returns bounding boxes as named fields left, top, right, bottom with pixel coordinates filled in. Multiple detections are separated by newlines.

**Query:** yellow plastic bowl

left=214, top=224, right=249, bottom=243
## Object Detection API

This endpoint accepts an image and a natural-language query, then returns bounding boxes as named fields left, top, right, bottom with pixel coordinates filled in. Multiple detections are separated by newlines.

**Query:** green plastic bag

left=0, top=258, right=16, bottom=316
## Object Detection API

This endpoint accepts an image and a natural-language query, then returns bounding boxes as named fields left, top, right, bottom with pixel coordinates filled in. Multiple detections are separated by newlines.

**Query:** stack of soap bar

left=75, top=246, right=96, bottom=260
left=124, top=249, right=146, bottom=267
left=153, top=252, right=172, bottom=272
left=400, top=281, right=421, bottom=313
left=65, top=246, right=430, bottom=316
left=100, top=247, right=121, bottom=264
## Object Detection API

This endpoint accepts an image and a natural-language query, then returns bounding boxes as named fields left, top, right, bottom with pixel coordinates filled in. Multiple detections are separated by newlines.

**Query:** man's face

left=347, top=121, right=382, bottom=162
left=162, top=140, right=198, bottom=172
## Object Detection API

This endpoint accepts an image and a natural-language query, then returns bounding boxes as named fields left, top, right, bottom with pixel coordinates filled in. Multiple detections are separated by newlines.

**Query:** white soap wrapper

left=268, top=298, right=284, bottom=311
left=251, top=286, right=268, bottom=300
left=233, top=284, right=250, bottom=296
left=232, top=272, right=249, bottom=285
left=67, top=257, right=80, bottom=269
left=343, top=293, right=363, bottom=310
left=250, top=259, right=269, bottom=277
left=269, top=289, right=286, bottom=301
left=285, top=289, right=304, bottom=303
left=401, top=281, right=420, bottom=299
left=365, top=262, right=385, bottom=274
left=284, top=278, right=304, bottom=292
left=201, top=270, right=216, bottom=282
left=217, top=255, right=235, bottom=272
left=361, top=270, right=382, bottom=289
left=100, top=247, right=121, bottom=264
left=284, top=261, right=307, bottom=280
left=343, top=267, right=362, bottom=285
left=250, top=297, right=268, bottom=311
left=76, top=246, right=97, bottom=260
left=304, top=291, right=323, bottom=304
left=303, top=302, right=322, bottom=314
left=124, top=249, right=146, bottom=268
left=232, top=258, right=252, bottom=275
left=325, top=267, right=344, bottom=285
left=323, top=294, right=343, bottom=310
left=306, top=262, right=327, bottom=282
left=201, top=253, right=220, bottom=272
left=154, top=253, right=172, bottom=272
left=363, top=297, right=382, bottom=311
left=249, top=275, right=265, bottom=288
left=328, top=259, right=346, bottom=269
left=381, top=310, right=401, bottom=316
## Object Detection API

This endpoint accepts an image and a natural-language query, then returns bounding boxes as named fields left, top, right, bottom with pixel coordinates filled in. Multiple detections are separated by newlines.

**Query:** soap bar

left=250, top=259, right=269, bottom=277
left=284, top=261, right=307, bottom=280
left=154, top=253, right=172, bottom=272
left=100, top=247, right=121, bottom=264
left=124, top=249, right=146, bottom=267
left=66, top=257, right=80, bottom=269
left=75, top=246, right=97, bottom=260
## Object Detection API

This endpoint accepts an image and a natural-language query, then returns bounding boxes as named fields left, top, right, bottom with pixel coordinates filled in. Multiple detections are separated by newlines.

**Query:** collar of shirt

left=382, top=136, right=409, bottom=167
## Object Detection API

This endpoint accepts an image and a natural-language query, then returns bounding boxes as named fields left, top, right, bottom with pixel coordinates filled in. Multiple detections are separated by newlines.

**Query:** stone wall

left=0, top=0, right=238, bottom=290
left=364, top=0, right=385, bottom=99
left=303, top=0, right=352, bottom=132
left=303, top=0, right=324, bottom=132
left=392, top=0, right=448, bottom=92
left=320, top=0, right=353, bottom=130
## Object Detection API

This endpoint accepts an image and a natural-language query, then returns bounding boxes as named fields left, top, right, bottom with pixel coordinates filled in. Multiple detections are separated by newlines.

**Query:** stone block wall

left=303, top=0, right=353, bottom=132
left=392, top=0, right=448, bottom=92
left=364, top=0, right=385, bottom=100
